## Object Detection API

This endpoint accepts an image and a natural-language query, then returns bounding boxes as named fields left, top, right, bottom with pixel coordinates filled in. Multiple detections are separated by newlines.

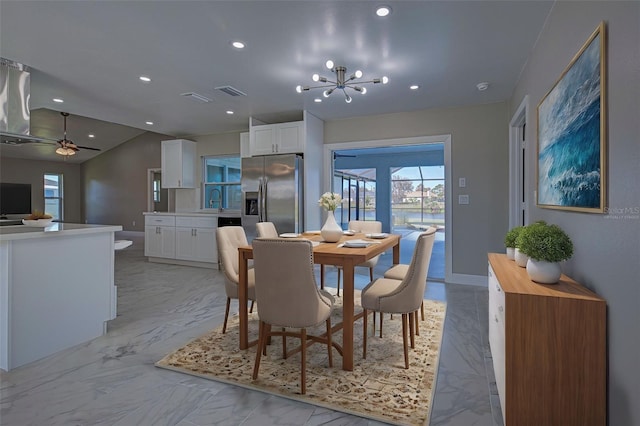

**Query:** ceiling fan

left=55, top=112, right=101, bottom=156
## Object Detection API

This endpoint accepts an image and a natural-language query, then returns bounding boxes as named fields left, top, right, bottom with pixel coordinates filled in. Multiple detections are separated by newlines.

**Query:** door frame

left=323, top=134, right=453, bottom=282
left=509, top=95, right=529, bottom=228
left=147, top=168, right=172, bottom=213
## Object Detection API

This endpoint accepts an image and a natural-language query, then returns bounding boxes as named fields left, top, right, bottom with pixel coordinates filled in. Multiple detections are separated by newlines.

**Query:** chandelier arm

left=304, top=83, right=340, bottom=90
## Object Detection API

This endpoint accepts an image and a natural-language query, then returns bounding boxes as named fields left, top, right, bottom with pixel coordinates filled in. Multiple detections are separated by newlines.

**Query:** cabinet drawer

left=175, top=216, right=217, bottom=228
left=145, top=215, right=176, bottom=226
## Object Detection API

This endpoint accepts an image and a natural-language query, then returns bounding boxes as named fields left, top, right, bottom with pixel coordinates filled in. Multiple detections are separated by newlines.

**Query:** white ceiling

left=0, top=1, right=553, bottom=163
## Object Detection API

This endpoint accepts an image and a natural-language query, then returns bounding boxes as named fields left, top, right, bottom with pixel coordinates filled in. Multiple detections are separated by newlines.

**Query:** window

left=153, top=178, right=161, bottom=203
left=390, top=166, right=444, bottom=231
left=202, top=156, right=242, bottom=211
left=44, top=173, right=63, bottom=221
left=333, top=169, right=376, bottom=227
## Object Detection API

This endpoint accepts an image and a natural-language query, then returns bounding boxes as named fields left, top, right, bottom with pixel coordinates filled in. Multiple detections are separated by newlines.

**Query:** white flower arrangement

left=318, top=192, right=343, bottom=211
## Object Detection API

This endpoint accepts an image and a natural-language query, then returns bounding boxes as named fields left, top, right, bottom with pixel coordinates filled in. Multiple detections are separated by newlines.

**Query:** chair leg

left=421, top=301, right=425, bottom=321
left=326, top=318, right=333, bottom=367
left=369, top=267, right=374, bottom=282
left=249, top=300, right=255, bottom=314
left=320, top=265, right=325, bottom=290
left=282, top=327, right=287, bottom=359
left=379, top=311, right=384, bottom=338
left=409, top=312, right=415, bottom=349
left=362, top=309, right=368, bottom=359
left=415, top=309, right=420, bottom=336
left=222, top=298, right=231, bottom=334
left=402, top=314, right=409, bottom=369
left=253, top=321, right=266, bottom=380
left=301, top=328, right=307, bottom=394
left=337, top=268, right=341, bottom=296
left=372, top=311, right=376, bottom=335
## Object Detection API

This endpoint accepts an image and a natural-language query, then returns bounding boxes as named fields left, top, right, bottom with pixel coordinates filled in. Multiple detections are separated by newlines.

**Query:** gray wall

left=325, top=102, right=510, bottom=276
left=82, top=131, right=171, bottom=231
left=0, top=157, right=82, bottom=222
left=509, top=2, right=640, bottom=424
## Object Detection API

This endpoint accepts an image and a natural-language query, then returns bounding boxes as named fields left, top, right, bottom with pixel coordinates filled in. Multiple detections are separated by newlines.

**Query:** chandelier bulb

left=355, top=70, right=363, bottom=79
left=312, top=74, right=320, bottom=82
left=296, top=85, right=303, bottom=93
left=323, top=88, right=333, bottom=98
left=325, top=60, right=334, bottom=70
left=345, top=94, right=352, bottom=103
left=361, top=87, right=367, bottom=95
left=382, top=76, right=389, bottom=84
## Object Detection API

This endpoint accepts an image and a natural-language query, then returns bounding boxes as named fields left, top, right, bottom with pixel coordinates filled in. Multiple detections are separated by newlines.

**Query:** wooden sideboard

left=488, top=253, right=606, bottom=425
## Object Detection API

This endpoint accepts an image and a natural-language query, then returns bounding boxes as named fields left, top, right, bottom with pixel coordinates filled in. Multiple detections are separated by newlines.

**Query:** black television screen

left=0, top=183, right=32, bottom=215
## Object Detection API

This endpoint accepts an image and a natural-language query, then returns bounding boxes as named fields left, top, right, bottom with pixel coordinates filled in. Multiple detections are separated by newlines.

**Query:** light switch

left=459, top=177, right=466, bottom=188
left=458, top=194, right=470, bottom=205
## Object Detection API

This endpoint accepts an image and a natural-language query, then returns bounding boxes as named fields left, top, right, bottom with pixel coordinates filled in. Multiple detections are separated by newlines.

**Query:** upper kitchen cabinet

left=249, top=121, right=304, bottom=156
left=161, top=139, right=196, bottom=188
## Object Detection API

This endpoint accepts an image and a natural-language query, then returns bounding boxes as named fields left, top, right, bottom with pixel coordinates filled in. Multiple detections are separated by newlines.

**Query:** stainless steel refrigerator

left=241, top=154, right=304, bottom=241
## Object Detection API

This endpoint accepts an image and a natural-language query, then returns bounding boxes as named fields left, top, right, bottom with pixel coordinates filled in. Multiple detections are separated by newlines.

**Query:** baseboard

left=446, top=273, right=487, bottom=287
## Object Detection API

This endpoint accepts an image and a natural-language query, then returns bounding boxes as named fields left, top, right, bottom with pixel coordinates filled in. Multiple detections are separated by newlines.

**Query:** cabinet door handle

left=194, top=229, right=197, bottom=237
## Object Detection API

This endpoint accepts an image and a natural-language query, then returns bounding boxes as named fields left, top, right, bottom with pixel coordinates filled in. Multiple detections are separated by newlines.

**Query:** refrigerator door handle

left=262, top=178, right=268, bottom=222
left=257, top=178, right=263, bottom=222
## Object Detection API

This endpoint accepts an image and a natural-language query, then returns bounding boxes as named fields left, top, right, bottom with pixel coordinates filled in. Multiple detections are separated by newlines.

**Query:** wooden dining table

left=237, top=232, right=400, bottom=371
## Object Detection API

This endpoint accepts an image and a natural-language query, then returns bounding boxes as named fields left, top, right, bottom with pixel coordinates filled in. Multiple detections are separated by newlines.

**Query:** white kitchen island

left=0, top=223, right=122, bottom=371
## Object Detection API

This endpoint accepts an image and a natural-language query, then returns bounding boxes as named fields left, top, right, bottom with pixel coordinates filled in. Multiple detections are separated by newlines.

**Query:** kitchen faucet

left=209, top=188, right=223, bottom=212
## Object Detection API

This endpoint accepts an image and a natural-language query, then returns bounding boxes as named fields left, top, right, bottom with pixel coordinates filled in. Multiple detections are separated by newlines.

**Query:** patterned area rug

left=156, top=292, right=446, bottom=426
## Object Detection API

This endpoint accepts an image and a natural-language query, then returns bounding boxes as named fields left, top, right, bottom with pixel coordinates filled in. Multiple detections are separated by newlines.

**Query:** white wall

left=509, top=2, right=640, bottom=424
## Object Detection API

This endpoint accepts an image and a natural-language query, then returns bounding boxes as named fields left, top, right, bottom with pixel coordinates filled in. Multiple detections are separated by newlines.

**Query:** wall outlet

left=459, top=177, right=466, bottom=188
left=458, top=194, right=470, bottom=205
left=132, top=220, right=136, bottom=227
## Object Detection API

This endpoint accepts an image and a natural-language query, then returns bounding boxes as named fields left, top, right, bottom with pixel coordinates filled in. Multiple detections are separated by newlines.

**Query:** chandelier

left=296, top=60, right=388, bottom=103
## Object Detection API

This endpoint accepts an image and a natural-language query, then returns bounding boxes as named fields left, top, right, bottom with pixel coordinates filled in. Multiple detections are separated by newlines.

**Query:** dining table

left=237, top=231, right=400, bottom=371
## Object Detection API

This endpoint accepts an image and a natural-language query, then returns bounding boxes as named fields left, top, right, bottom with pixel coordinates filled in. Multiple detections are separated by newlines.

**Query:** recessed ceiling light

left=226, top=110, right=234, bottom=115
left=376, top=6, right=392, bottom=17
left=88, top=134, right=95, bottom=138
left=145, top=121, right=154, bottom=125
left=231, top=41, right=245, bottom=49
left=410, top=85, right=420, bottom=90
left=476, top=82, right=490, bottom=91
left=139, top=76, right=152, bottom=83
left=53, top=98, right=64, bottom=103
left=314, top=98, right=322, bottom=103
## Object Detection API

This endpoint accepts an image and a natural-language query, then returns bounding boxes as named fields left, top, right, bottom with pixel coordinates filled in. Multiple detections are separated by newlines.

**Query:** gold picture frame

left=536, top=22, right=607, bottom=213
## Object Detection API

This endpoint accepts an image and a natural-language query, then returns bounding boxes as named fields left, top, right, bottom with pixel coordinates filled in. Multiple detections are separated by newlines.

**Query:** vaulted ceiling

left=0, top=1, right=553, bottom=163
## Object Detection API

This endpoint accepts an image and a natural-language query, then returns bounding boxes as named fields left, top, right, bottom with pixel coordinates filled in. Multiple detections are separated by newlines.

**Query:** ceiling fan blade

left=76, top=145, right=101, bottom=151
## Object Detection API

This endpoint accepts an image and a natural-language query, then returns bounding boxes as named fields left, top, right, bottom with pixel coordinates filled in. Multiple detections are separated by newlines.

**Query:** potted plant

left=504, top=226, right=524, bottom=260
left=517, top=223, right=574, bottom=284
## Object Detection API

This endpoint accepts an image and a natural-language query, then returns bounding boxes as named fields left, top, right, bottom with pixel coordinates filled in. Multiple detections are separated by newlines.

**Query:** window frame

left=44, top=172, right=63, bottom=221
left=201, top=155, right=242, bottom=211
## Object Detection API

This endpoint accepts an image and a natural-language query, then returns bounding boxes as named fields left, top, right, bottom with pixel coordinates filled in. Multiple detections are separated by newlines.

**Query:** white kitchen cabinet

left=175, top=216, right=217, bottom=263
left=145, top=225, right=176, bottom=258
left=161, top=139, right=196, bottom=188
left=249, top=121, right=303, bottom=156
left=240, top=132, right=250, bottom=158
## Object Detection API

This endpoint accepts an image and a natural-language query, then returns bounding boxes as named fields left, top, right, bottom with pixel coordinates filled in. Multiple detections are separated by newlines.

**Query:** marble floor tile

left=0, top=231, right=500, bottom=426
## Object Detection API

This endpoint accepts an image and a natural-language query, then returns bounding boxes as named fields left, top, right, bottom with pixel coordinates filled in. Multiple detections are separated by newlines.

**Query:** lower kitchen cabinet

left=488, top=253, right=606, bottom=426
left=175, top=216, right=217, bottom=263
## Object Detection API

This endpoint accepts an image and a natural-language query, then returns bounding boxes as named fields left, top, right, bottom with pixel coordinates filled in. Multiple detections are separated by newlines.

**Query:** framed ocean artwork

left=537, top=22, right=607, bottom=213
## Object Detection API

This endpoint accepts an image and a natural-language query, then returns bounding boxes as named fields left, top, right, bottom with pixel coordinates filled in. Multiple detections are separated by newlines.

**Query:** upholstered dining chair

left=321, top=220, right=383, bottom=296
left=380, top=226, right=437, bottom=335
left=256, top=221, right=278, bottom=238
left=216, top=226, right=256, bottom=334
left=361, top=228, right=436, bottom=369
left=251, top=238, right=336, bottom=395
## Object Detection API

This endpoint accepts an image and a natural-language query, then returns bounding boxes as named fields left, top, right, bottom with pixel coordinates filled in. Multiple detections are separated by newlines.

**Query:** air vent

left=181, top=92, right=212, bottom=103
left=215, top=85, right=247, bottom=97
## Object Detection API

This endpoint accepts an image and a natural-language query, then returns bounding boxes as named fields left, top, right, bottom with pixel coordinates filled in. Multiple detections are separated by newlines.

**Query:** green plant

left=504, top=226, right=524, bottom=248
left=517, top=223, right=574, bottom=262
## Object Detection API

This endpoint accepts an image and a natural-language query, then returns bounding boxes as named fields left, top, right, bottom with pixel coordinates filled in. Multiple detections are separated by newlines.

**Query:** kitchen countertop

left=0, top=223, right=123, bottom=241
left=143, top=211, right=241, bottom=217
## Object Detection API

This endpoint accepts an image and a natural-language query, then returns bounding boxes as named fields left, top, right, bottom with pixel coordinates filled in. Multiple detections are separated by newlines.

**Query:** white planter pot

left=506, top=247, right=515, bottom=260
left=321, top=211, right=343, bottom=243
left=526, top=259, right=562, bottom=284
left=514, top=248, right=528, bottom=267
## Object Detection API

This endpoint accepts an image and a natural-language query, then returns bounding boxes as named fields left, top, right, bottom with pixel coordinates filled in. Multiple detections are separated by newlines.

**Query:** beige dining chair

left=321, top=220, right=382, bottom=296
left=361, top=228, right=436, bottom=369
left=256, top=221, right=278, bottom=238
left=216, top=226, right=256, bottom=334
left=251, top=238, right=336, bottom=395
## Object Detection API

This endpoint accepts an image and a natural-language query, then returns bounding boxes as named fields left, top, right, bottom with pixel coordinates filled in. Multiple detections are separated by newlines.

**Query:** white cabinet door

left=250, top=126, right=275, bottom=156
left=276, top=122, right=303, bottom=153
left=145, top=225, right=175, bottom=258
left=161, top=139, right=196, bottom=188
left=175, top=227, right=196, bottom=260
left=193, top=227, right=217, bottom=263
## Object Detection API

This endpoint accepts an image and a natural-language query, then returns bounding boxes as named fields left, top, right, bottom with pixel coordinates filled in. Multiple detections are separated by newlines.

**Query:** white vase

left=526, top=259, right=562, bottom=284
left=321, top=211, right=343, bottom=242
left=514, top=248, right=528, bottom=267
left=506, top=247, right=515, bottom=260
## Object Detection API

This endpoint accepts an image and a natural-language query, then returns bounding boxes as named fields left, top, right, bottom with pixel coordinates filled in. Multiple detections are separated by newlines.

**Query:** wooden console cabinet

left=488, top=253, right=606, bottom=425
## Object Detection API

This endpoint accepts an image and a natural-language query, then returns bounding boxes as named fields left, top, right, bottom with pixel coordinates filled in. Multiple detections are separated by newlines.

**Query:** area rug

left=156, top=291, right=446, bottom=426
